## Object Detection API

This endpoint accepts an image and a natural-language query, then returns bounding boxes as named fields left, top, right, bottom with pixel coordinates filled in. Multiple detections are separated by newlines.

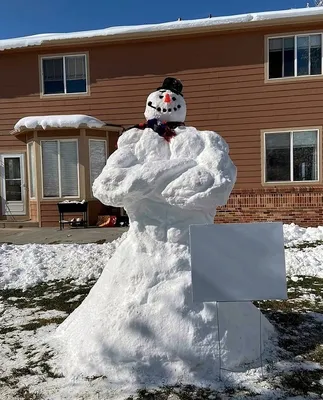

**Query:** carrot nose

left=164, top=93, right=171, bottom=103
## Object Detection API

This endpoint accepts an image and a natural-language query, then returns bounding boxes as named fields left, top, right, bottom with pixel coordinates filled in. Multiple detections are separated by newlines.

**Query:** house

left=1, top=6, right=323, bottom=227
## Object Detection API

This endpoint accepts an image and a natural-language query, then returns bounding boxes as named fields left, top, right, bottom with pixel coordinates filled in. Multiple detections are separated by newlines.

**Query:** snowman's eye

left=172, top=97, right=176, bottom=101
left=159, top=96, right=163, bottom=99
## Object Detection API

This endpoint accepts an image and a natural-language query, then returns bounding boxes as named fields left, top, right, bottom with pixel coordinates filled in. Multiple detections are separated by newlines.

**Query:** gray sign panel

left=190, top=222, right=287, bottom=302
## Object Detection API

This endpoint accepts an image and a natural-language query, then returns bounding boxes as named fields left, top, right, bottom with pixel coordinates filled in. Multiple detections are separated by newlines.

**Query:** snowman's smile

left=147, top=101, right=182, bottom=113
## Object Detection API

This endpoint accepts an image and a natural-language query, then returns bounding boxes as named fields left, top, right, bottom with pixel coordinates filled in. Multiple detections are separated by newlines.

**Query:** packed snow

left=1, top=7, right=323, bottom=51
left=13, top=114, right=106, bottom=132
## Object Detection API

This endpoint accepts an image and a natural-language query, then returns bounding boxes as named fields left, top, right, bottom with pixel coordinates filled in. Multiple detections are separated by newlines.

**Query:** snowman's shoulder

left=174, top=126, right=228, bottom=149
left=173, top=126, right=202, bottom=141
left=196, top=129, right=229, bottom=153
left=118, top=127, right=145, bottom=148
left=169, top=126, right=204, bottom=158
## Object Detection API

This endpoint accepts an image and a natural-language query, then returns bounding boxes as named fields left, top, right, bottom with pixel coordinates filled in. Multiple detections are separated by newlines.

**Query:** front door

left=1, top=154, right=26, bottom=216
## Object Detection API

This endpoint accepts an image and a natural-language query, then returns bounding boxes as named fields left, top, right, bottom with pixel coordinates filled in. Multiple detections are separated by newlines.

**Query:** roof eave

left=3, top=13, right=323, bottom=53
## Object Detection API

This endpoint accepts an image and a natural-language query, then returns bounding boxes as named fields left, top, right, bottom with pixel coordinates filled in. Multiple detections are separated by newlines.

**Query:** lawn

left=0, top=229, right=323, bottom=399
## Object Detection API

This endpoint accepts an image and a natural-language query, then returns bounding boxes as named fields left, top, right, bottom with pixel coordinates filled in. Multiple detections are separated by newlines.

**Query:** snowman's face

left=144, top=89, right=187, bottom=123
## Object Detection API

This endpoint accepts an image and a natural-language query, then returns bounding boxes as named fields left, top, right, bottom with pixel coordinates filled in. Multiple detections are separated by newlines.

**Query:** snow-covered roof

left=13, top=115, right=107, bottom=132
left=1, top=7, right=323, bottom=52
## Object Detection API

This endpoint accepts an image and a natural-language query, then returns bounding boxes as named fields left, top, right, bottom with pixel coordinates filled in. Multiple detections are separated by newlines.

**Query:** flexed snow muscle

left=93, top=77, right=237, bottom=226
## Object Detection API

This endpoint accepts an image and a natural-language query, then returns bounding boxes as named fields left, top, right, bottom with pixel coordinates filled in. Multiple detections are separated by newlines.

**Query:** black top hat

left=157, top=77, right=183, bottom=96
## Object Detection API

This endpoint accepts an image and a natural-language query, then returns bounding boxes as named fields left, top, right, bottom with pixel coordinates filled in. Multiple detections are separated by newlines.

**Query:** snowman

left=53, top=78, right=274, bottom=388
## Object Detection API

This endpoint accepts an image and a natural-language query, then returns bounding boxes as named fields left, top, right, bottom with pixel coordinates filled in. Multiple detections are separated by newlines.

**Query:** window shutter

left=42, top=141, right=59, bottom=197
left=60, top=141, right=79, bottom=197
left=89, top=140, right=107, bottom=195
left=28, top=142, right=36, bottom=198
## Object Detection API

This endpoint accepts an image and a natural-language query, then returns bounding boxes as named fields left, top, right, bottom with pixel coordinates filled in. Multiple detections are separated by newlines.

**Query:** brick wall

left=215, top=187, right=323, bottom=227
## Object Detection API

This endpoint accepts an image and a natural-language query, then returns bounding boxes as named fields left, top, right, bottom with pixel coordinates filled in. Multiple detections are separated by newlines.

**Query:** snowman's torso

left=107, top=125, right=232, bottom=245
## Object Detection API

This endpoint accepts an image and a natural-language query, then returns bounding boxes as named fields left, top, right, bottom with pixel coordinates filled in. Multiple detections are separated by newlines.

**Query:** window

left=89, top=140, right=107, bottom=196
left=265, top=130, right=319, bottom=183
left=41, top=140, right=79, bottom=197
left=41, top=54, right=87, bottom=95
left=268, top=34, right=322, bottom=79
left=27, top=142, right=36, bottom=198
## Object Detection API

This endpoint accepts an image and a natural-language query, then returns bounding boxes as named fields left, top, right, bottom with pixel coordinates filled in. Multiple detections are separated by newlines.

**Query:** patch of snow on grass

left=0, top=233, right=126, bottom=290
left=285, top=246, right=323, bottom=278
left=3, top=225, right=323, bottom=291
left=284, top=223, right=323, bottom=247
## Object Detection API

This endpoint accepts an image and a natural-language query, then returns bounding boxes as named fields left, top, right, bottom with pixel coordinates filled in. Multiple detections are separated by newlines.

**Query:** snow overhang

left=2, top=7, right=323, bottom=52
left=11, top=115, right=122, bottom=135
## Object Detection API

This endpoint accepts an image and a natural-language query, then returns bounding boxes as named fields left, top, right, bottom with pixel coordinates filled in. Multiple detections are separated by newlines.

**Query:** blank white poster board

left=190, top=222, right=287, bottom=303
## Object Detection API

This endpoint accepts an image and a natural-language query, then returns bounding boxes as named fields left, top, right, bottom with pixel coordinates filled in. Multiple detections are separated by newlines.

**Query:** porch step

left=0, top=221, right=39, bottom=228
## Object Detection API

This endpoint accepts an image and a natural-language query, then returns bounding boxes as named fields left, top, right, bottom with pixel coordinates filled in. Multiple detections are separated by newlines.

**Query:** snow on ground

left=0, top=233, right=126, bottom=290
left=14, top=114, right=106, bottom=132
left=1, top=224, right=323, bottom=292
left=0, top=224, right=323, bottom=399
left=284, top=223, right=323, bottom=247
left=285, top=246, right=323, bottom=277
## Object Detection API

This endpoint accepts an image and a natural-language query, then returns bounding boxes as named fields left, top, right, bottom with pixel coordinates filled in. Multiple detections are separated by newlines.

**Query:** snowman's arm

left=161, top=131, right=237, bottom=210
left=92, top=144, right=139, bottom=207
left=92, top=142, right=196, bottom=207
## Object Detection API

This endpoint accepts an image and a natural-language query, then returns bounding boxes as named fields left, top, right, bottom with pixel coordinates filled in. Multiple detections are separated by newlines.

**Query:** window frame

left=88, top=138, right=108, bottom=198
left=27, top=141, right=36, bottom=199
left=40, top=139, right=80, bottom=199
left=261, top=127, right=322, bottom=186
left=39, top=52, right=90, bottom=97
left=265, top=31, right=323, bottom=82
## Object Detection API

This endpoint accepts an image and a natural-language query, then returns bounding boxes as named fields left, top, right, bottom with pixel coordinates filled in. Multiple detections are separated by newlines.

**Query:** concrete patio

left=0, top=227, right=128, bottom=245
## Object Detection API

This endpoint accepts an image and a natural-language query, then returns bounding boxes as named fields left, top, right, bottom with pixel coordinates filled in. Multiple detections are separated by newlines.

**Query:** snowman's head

left=144, top=77, right=187, bottom=123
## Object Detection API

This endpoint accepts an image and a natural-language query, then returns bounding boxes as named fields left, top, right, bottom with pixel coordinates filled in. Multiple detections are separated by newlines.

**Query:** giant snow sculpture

left=54, top=77, right=274, bottom=386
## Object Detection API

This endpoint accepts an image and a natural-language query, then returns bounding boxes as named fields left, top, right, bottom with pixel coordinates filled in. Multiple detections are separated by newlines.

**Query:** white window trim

left=27, top=142, right=36, bottom=199
left=89, top=139, right=108, bottom=198
left=40, top=53, right=89, bottom=96
left=40, top=139, right=80, bottom=199
left=267, top=33, right=323, bottom=81
left=263, top=129, right=320, bottom=184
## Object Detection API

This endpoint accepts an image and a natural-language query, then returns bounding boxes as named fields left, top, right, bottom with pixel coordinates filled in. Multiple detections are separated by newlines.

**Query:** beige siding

left=1, top=21, right=323, bottom=194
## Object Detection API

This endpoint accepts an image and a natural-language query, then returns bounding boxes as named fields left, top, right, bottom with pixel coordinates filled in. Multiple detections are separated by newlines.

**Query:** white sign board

left=190, top=222, right=287, bottom=302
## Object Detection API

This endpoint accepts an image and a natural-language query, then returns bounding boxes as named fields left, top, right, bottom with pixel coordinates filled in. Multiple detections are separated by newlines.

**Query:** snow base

left=53, top=219, right=274, bottom=385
